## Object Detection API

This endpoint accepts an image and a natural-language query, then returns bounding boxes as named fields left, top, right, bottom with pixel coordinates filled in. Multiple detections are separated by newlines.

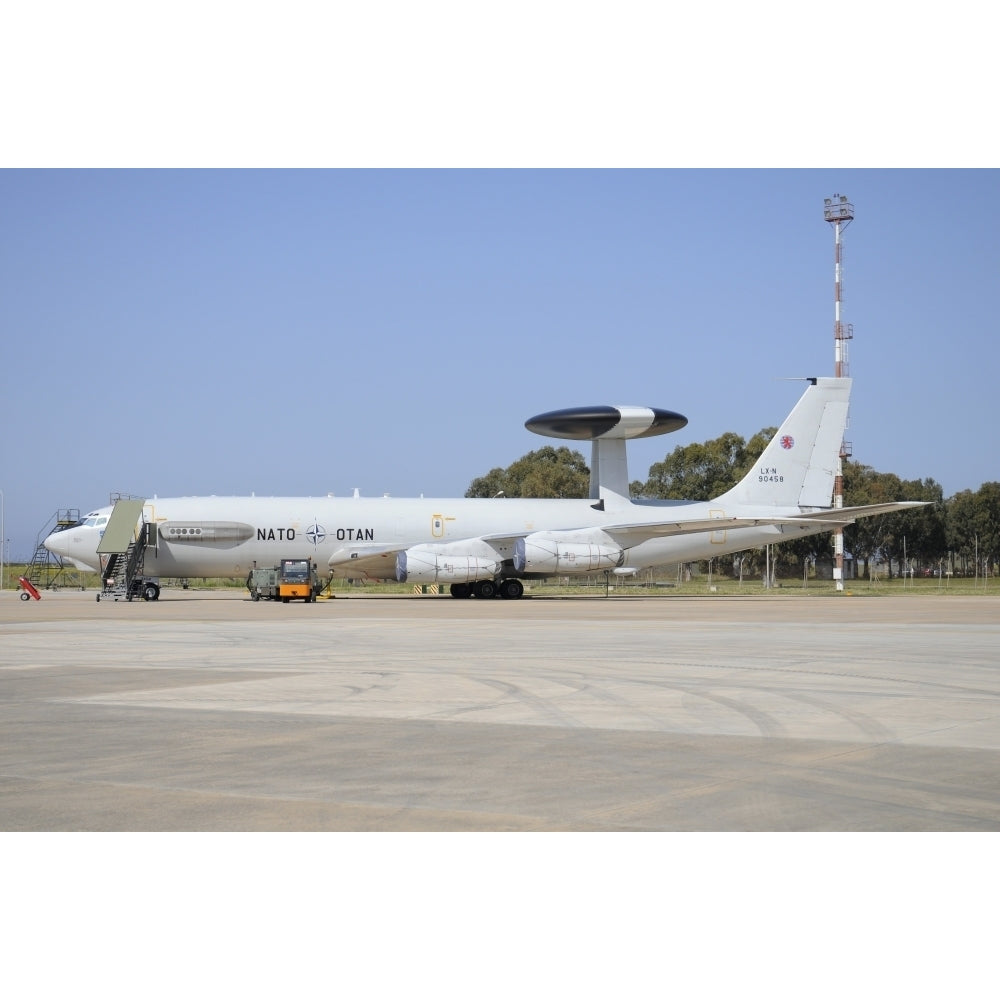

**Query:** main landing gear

left=449, top=579, right=524, bottom=600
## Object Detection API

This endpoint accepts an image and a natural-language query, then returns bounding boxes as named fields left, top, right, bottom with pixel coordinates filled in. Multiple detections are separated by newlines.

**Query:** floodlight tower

left=824, top=194, right=854, bottom=591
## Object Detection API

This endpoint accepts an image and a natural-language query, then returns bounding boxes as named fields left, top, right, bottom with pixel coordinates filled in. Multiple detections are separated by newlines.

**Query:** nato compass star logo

left=306, top=522, right=327, bottom=546
left=780, top=435, right=795, bottom=450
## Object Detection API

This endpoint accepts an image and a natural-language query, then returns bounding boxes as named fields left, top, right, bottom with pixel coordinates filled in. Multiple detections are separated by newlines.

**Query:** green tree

left=637, top=426, right=783, bottom=576
left=972, top=482, right=1000, bottom=571
left=895, top=477, right=946, bottom=569
left=946, top=482, right=1000, bottom=574
left=946, top=489, right=977, bottom=573
left=843, top=462, right=902, bottom=578
left=774, top=528, right=834, bottom=581
left=842, top=463, right=944, bottom=578
left=637, top=427, right=776, bottom=501
left=465, top=446, right=590, bottom=499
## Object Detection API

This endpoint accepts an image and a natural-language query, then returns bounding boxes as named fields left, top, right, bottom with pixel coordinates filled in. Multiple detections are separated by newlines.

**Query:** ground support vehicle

left=248, top=559, right=321, bottom=603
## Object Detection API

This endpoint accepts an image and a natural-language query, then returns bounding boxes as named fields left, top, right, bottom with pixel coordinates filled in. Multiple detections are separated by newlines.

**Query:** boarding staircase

left=25, top=509, right=81, bottom=590
left=97, top=498, right=150, bottom=601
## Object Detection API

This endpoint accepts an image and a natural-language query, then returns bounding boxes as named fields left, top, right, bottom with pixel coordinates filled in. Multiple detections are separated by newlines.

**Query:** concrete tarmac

left=2, top=588, right=999, bottom=830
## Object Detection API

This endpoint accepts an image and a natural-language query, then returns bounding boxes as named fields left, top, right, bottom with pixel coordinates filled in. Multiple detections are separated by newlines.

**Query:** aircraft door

left=143, top=503, right=158, bottom=552
left=710, top=509, right=727, bottom=544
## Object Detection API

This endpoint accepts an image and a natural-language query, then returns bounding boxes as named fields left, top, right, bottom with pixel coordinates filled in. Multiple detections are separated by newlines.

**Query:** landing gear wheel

left=142, top=583, right=160, bottom=602
left=473, top=579, right=498, bottom=600
left=499, top=578, right=524, bottom=599
left=450, top=583, right=472, bottom=599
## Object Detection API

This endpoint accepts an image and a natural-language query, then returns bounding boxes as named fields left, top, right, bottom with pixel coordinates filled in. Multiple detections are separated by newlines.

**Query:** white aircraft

left=44, top=377, right=925, bottom=600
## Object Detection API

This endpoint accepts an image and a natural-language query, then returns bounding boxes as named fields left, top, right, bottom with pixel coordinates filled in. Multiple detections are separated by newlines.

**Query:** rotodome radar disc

left=525, top=405, right=687, bottom=441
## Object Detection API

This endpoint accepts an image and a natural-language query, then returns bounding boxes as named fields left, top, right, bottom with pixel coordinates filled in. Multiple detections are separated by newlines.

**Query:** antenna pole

left=823, top=194, right=854, bottom=591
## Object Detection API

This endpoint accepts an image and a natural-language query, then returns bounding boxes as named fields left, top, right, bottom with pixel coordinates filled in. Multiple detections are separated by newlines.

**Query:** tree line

left=465, top=432, right=998, bottom=580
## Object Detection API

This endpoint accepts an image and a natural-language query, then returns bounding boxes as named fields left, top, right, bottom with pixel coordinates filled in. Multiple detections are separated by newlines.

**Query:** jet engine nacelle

left=396, top=547, right=499, bottom=584
left=513, top=534, right=623, bottom=575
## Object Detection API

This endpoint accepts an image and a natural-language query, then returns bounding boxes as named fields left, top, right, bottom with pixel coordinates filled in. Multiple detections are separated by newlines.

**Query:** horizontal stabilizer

left=785, top=501, right=932, bottom=525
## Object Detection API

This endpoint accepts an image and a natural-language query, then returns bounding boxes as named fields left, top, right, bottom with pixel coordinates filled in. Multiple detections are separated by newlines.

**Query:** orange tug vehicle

left=247, top=558, right=321, bottom=603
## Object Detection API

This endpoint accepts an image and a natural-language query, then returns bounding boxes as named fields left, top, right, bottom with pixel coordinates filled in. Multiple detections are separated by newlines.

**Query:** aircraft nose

left=44, top=529, right=71, bottom=557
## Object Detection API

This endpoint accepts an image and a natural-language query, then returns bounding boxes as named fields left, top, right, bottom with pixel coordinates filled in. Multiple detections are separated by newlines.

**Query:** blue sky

left=1, top=168, right=996, bottom=558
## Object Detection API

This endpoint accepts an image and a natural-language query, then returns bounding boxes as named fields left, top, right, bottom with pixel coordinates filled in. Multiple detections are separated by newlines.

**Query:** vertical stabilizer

left=718, top=378, right=851, bottom=509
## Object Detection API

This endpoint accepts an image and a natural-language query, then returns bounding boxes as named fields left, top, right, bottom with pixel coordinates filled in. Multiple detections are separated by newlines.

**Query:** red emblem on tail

left=780, top=435, right=794, bottom=450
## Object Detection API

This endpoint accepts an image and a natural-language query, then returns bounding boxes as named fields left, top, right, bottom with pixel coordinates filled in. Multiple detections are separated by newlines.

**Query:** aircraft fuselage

left=48, top=493, right=809, bottom=583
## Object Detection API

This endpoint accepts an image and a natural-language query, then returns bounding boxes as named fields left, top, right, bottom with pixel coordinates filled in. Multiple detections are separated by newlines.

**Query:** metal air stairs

left=97, top=498, right=152, bottom=602
left=25, top=509, right=81, bottom=590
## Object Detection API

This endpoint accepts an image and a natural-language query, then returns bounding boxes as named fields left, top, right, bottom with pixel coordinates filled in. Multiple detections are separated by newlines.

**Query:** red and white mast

left=823, top=194, right=854, bottom=591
